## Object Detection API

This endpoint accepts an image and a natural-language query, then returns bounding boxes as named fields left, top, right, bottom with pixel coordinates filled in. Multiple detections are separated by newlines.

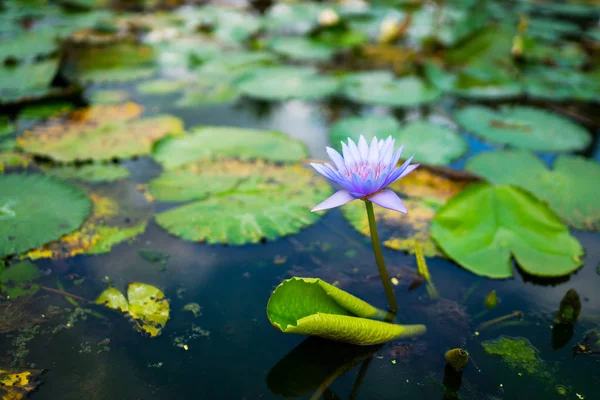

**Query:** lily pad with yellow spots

left=18, top=103, right=184, bottom=162
left=341, top=166, right=478, bottom=256
left=151, top=159, right=331, bottom=245
left=0, top=367, right=45, bottom=400
left=26, top=185, right=150, bottom=260
left=95, top=283, right=170, bottom=337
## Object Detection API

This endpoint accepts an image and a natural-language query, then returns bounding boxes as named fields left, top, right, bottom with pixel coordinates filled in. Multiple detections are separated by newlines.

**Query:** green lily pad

left=237, top=66, right=339, bottom=101
left=0, top=261, right=41, bottom=298
left=192, top=5, right=262, bottom=45
left=0, top=31, right=59, bottom=62
left=71, top=42, right=157, bottom=83
left=96, top=282, right=170, bottom=337
left=18, top=103, right=184, bottom=162
left=0, top=60, right=60, bottom=104
left=0, top=174, right=91, bottom=258
left=151, top=159, right=331, bottom=245
left=0, top=151, right=30, bottom=173
left=198, top=51, right=278, bottom=80
left=395, top=121, right=467, bottom=166
left=523, top=67, right=600, bottom=102
left=264, top=3, right=324, bottom=34
left=45, top=164, right=130, bottom=183
left=466, top=150, right=600, bottom=230
left=136, top=79, right=186, bottom=96
left=26, top=187, right=150, bottom=260
left=89, top=89, right=129, bottom=105
left=269, top=37, right=336, bottom=62
left=18, top=102, right=74, bottom=122
left=0, top=118, right=14, bottom=138
left=527, top=18, right=581, bottom=42
left=266, top=277, right=426, bottom=344
left=152, top=126, right=307, bottom=170
left=175, top=78, right=240, bottom=107
left=454, top=105, right=591, bottom=152
left=342, top=71, right=442, bottom=107
left=329, top=115, right=401, bottom=151
left=342, top=167, right=476, bottom=257
left=430, top=183, right=584, bottom=279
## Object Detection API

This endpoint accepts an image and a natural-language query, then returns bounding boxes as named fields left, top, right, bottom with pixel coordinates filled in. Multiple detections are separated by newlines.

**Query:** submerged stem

left=364, top=200, right=398, bottom=313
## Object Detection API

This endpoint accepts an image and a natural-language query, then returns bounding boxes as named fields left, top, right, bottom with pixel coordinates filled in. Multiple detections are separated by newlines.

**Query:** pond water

left=1, top=1, right=600, bottom=399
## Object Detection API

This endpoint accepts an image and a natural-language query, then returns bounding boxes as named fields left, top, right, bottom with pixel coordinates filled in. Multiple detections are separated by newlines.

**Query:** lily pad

left=0, top=30, right=59, bottom=62
left=269, top=37, right=336, bottom=62
left=342, top=71, right=442, bottom=107
left=454, top=105, right=591, bottom=152
left=395, top=121, right=468, bottom=166
left=136, top=79, right=186, bottom=96
left=175, top=78, right=240, bottom=107
left=18, top=103, right=184, bottom=162
left=0, top=174, right=91, bottom=258
left=96, top=283, right=170, bottom=337
left=329, top=115, right=401, bottom=151
left=0, top=59, right=61, bottom=104
left=152, top=159, right=331, bottom=245
left=197, top=51, right=278, bottom=80
left=89, top=89, right=129, bottom=105
left=0, top=367, right=45, bottom=399
left=237, top=66, right=339, bottom=101
left=266, top=277, right=426, bottom=344
left=152, top=126, right=307, bottom=170
left=467, top=150, right=600, bottom=230
left=45, top=164, right=130, bottom=183
left=430, top=183, right=584, bottom=278
left=342, top=167, right=476, bottom=256
left=0, top=117, right=14, bottom=138
left=26, top=187, right=150, bottom=260
left=0, top=151, right=31, bottom=173
left=71, top=42, right=157, bottom=83
left=0, top=261, right=41, bottom=298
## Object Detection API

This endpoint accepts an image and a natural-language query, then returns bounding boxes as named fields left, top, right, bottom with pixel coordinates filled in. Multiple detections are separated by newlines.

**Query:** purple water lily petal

left=368, top=190, right=408, bottom=213
left=310, top=135, right=418, bottom=213
left=311, top=190, right=356, bottom=212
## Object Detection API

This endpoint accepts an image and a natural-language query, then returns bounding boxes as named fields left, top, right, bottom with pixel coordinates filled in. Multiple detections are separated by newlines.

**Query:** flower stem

left=364, top=200, right=398, bottom=313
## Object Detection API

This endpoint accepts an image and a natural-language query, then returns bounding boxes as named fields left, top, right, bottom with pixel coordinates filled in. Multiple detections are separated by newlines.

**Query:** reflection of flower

left=311, top=136, right=418, bottom=212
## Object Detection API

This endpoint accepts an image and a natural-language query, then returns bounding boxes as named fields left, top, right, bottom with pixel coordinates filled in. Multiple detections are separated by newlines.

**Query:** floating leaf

left=329, top=115, right=401, bottom=151
left=342, top=167, right=475, bottom=257
left=26, top=187, right=150, bottom=260
left=152, top=160, right=331, bottom=245
left=454, top=105, right=591, bottom=152
left=237, top=66, right=339, bottom=101
left=342, top=71, right=442, bottom=107
left=466, top=150, right=600, bottom=230
left=395, top=121, right=467, bottom=166
left=71, top=42, right=156, bottom=83
left=0, top=367, right=45, bottom=400
left=266, top=277, right=426, bottom=344
left=264, top=3, right=324, bottom=34
left=18, top=103, right=184, bottom=162
left=136, top=79, right=186, bottom=95
left=482, top=336, right=547, bottom=376
left=45, top=164, right=130, bottom=183
left=0, top=30, right=59, bottom=62
left=269, top=37, right=336, bottom=62
left=0, top=261, right=41, bottom=298
left=152, top=126, right=307, bottom=170
left=89, top=89, right=129, bottom=105
left=197, top=51, right=278, bottom=80
left=0, top=60, right=62, bottom=104
left=431, top=183, right=583, bottom=278
left=96, top=282, right=170, bottom=337
left=176, top=75, right=240, bottom=107
left=0, top=152, right=30, bottom=173
left=0, top=118, right=14, bottom=138
left=0, top=174, right=91, bottom=258
left=191, top=5, right=262, bottom=45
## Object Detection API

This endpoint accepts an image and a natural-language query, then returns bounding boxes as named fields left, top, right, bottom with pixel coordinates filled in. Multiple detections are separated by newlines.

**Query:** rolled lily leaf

left=266, top=277, right=426, bottom=345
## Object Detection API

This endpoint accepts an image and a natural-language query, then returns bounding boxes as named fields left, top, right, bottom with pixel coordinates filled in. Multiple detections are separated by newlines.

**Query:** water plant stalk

left=365, top=200, right=398, bottom=313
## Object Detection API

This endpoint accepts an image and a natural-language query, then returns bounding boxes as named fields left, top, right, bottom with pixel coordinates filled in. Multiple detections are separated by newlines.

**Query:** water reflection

left=267, top=337, right=380, bottom=399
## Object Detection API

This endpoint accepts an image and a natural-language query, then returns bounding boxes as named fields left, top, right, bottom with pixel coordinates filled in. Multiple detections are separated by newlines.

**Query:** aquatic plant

left=311, top=135, right=417, bottom=312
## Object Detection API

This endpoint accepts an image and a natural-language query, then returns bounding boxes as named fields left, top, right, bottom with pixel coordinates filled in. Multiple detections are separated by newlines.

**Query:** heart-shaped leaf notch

left=266, top=277, right=426, bottom=345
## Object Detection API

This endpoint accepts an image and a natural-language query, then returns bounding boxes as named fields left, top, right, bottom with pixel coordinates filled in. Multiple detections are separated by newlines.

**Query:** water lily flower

left=310, top=136, right=418, bottom=213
